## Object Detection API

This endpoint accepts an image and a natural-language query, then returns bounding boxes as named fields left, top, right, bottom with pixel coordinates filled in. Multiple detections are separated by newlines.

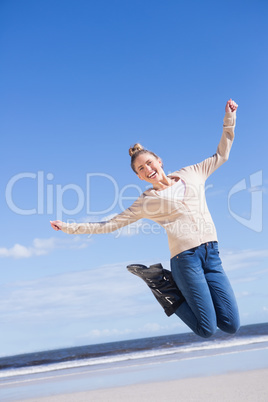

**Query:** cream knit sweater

left=62, top=112, right=236, bottom=258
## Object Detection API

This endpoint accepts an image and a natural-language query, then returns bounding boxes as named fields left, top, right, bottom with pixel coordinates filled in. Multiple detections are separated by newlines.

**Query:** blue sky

left=0, top=0, right=268, bottom=356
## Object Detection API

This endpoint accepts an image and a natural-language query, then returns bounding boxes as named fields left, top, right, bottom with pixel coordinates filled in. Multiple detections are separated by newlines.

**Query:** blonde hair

left=129, top=143, right=160, bottom=173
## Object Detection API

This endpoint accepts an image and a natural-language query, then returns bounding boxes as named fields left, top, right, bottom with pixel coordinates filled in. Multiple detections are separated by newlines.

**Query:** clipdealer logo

left=4, top=172, right=142, bottom=220
left=5, top=170, right=264, bottom=232
left=228, top=170, right=263, bottom=233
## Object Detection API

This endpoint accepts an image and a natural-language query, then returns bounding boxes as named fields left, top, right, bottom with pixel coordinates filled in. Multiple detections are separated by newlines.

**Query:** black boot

left=126, top=263, right=185, bottom=317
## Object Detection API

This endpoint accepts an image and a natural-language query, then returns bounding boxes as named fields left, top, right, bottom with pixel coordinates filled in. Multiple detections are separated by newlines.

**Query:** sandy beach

left=19, top=368, right=268, bottom=402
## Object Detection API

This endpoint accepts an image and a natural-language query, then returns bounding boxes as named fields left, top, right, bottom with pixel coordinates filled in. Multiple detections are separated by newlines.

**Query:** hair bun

left=129, top=143, right=144, bottom=157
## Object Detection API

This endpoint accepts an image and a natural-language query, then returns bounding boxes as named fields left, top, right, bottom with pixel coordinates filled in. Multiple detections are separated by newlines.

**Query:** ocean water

left=0, top=322, right=268, bottom=381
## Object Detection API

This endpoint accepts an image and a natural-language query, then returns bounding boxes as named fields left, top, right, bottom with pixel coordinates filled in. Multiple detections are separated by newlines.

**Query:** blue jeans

left=171, top=242, right=240, bottom=338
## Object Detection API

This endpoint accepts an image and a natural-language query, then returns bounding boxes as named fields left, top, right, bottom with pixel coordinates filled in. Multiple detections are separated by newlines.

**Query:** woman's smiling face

left=134, top=152, right=164, bottom=184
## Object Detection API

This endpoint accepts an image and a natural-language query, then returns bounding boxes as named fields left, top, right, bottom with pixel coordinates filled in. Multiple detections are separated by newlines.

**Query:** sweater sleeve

left=193, top=112, right=236, bottom=180
left=61, top=198, right=143, bottom=235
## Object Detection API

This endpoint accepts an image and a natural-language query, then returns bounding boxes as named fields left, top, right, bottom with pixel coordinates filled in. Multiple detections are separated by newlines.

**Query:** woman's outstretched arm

left=50, top=198, right=143, bottom=235
left=191, top=98, right=238, bottom=180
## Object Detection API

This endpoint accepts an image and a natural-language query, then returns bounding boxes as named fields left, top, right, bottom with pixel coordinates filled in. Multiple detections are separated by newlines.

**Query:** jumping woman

left=51, top=99, right=240, bottom=338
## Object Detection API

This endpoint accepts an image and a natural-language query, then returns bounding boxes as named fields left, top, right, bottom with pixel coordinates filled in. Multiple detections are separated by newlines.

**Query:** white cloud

left=78, top=321, right=184, bottom=342
left=83, top=328, right=133, bottom=339
left=0, top=262, right=149, bottom=322
left=220, top=248, right=268, bottom=272
left=0, top=243, right=32, bottom=259
left=0, top=236, right=91, bottom=259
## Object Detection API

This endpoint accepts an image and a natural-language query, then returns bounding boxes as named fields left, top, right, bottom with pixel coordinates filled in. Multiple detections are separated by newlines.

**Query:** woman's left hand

left=50, top=220, right=63, bottom=231
left=225, top=99, right=238, bottom=113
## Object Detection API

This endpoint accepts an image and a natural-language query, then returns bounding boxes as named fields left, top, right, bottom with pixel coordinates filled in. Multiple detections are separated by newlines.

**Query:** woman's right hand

left=50, top=220, right=63, bottom=231
left=225, top=99, right=238, bottom=113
